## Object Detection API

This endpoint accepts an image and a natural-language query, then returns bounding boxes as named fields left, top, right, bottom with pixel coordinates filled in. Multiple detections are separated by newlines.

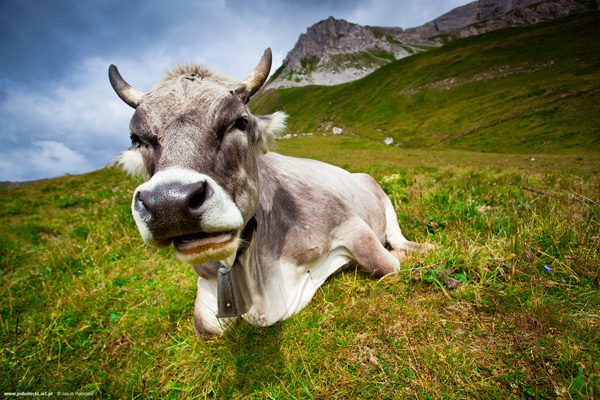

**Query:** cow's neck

left=237, top=216, right=257, bottom=257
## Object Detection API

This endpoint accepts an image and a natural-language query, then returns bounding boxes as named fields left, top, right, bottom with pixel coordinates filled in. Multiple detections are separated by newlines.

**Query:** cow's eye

left=131, top=134, right=144, bottom=148
left=233, top=118, right=248, bottom=131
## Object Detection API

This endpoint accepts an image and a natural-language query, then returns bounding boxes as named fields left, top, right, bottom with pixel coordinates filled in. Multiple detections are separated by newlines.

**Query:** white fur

left=194, top=247, right=354, bottom=329
left=264, top=111, right=288, bottom=138
left=244, top=247, right=353, bottom=327
left=116, top=149, right=148, bottom=179
left=131, top=167, right=244, bottom=247
left=383, top=197, right=408, bottom=249
left=253, top=111, right=288, bottom=155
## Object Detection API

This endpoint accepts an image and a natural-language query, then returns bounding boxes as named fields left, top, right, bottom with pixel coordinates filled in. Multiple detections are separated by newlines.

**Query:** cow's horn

left=239, top=48, right=272, bottom=101
left=109, top=65, right=144, bottom=108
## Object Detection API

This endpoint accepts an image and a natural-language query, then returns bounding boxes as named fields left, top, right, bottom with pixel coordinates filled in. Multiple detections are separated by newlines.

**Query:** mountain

left=406, top=0, right=599, bottom=41
left=0, top=177, right=59, bottom=191
left=265, top=17, right=438, bottom=89
left=251, top=12, right=600, bottom=154
left=266, top=0, right=598, bottom=89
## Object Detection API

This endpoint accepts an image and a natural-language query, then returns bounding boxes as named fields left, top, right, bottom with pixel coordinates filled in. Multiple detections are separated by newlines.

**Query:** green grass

left=251, top=12, right=600, bottom=154
left=321, top=51, right=391, bottom=73
left=300, top=55, right=320, bottom=72
left=1, top=140, right=598, bottom=398
left=2, top=11, right=600, bottom=399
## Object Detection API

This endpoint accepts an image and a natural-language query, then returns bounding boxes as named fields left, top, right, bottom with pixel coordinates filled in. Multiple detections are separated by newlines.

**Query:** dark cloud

left=0, top=0, right=470, bottom=181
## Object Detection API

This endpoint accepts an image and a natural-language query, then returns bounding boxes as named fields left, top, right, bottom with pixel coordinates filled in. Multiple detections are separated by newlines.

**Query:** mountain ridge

left=266, top=17, right=436, bottom=89
left=266, top=0, right=598, bottom=89
left=406, top=0, right=599, bottom=40
left=251, top=12, right=600, bottom=154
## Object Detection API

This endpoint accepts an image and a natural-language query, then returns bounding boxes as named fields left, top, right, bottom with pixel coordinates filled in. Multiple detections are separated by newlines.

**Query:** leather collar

left=235, top=216, right=257, bottom=258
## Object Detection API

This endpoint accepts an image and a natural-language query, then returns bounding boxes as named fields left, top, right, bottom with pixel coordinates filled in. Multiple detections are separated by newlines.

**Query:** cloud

left=0, top=0, right=472, bottom=181
left=0, top=56, right=141, bottom=181
left=0, top=40, right=288, bottom=181
left=0, top=141, right=92, bottom=182
left=341, top=0, right=473, bottom=27
left=0, top=1, right=313, bottom=181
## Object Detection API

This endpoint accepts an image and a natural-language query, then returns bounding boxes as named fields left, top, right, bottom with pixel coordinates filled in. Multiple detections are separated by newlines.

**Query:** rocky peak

left=406, top=0, right=597, bottom=39
left=404, top=2, right=480, bottom=39
left=266, top=17, right=435, bottom=89
left=284, top=17, right=399, bottom=69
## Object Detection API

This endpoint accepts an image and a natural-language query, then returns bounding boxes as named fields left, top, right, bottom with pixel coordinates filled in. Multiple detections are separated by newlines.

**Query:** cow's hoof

left=420, top=243, right=436, bottom=252
left=390, top=248, right=408, bottom=262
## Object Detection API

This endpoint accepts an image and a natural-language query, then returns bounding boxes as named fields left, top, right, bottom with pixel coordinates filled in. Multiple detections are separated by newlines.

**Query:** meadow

left=252, top=12, right=600, bottom=155
left=1, top=10, right=599, bottom=399
left=1, top=134, right=598, bottom=398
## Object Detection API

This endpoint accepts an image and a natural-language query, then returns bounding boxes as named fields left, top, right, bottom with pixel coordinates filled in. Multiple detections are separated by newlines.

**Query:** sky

left=0, top=0, right=470, bottom=182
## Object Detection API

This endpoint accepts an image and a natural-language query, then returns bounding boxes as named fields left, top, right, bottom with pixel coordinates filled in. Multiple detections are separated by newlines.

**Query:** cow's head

left=110, top=49, right=285, bottom=266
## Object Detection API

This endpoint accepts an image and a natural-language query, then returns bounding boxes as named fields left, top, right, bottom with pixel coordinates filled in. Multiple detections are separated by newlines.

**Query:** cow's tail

left=383, top=197, right=422, bottom=252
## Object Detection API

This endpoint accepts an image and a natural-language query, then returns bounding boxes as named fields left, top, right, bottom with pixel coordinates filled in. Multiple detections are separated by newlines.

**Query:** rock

left=406, top=0, right=595, bottom=40
left=265, top=17, right=436, bottom=89
left=383, top=137, right=393, bottom=145
left=444, top=277, right=461, bottom=290
left=332, top=127, right=343, bottom=135
left=406, top=1, right=481, bottom=39
left=437, top=269, right=461, bottom=290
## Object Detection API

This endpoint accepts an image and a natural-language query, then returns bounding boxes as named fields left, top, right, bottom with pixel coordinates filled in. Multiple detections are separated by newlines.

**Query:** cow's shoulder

left=256, top=152, right=355, bottom=219
left=254, top=153, right=385, bottom=263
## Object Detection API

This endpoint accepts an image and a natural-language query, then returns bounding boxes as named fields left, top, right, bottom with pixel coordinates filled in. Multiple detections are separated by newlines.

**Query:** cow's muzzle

left=130, top=168, right=244, bottom=264
left=134, top=180, right=211, bottom=238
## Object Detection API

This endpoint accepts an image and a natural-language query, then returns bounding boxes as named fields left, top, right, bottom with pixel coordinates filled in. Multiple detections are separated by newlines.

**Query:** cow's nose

left=134, top=181, right=212, bottom=228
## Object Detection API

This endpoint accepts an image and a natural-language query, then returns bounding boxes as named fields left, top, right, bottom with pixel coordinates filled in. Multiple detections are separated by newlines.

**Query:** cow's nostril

left=134, top=191, right=152, bottom=223
left=188, top=181, right=210, bottom=211
left=134, top=180, right=213, bottom=233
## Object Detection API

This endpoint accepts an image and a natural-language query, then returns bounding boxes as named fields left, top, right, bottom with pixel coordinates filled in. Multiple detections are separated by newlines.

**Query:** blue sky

left=0, top=0, right=469, bottom=181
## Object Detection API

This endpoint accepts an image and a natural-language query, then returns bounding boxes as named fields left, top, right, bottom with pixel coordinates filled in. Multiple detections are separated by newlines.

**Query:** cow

left=109, top=48, right=432, bottom=336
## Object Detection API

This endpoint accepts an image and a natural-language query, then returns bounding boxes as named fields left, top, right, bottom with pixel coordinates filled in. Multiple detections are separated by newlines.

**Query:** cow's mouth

left=173, top=230, right=236, bottom=253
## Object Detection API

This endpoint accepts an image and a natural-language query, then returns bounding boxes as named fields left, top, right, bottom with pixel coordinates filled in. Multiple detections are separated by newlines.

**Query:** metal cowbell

left=217, top=262, right=252, bottom=318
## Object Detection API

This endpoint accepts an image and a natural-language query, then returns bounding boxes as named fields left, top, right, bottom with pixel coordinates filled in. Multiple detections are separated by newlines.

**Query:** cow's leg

left=193, top=277, right=238, bottom=337
left=342, top=219, right=400, bottom=278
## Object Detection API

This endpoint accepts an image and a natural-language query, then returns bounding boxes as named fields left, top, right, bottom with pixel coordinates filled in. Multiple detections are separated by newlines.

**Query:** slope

left=1, top=145, right=599, bottom=398
left=250, top=11, right=600, bottom=154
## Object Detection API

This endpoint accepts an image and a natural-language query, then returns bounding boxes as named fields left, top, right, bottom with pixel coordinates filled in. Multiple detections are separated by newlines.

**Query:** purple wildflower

left=543, top=265, right=552, bottom=273
left=562, top=278, right=567, bottom=284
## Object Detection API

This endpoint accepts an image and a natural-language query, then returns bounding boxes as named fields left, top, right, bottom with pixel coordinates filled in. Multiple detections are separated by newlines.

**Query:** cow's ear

left=115, top=149, right=149, bottom=179
left=251, top=111, right=287, bottom=155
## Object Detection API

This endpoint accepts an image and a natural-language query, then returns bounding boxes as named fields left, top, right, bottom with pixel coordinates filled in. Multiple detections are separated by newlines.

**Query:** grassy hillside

left=1, top=11, right=599, bottom=398
left=1, top=145, right=598, bottom=398
left=251, top=12, right=600, bottom=154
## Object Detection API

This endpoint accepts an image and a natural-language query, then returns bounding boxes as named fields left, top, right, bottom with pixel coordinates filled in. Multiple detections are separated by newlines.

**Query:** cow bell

left=217, top=262, right=252, bottom=318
